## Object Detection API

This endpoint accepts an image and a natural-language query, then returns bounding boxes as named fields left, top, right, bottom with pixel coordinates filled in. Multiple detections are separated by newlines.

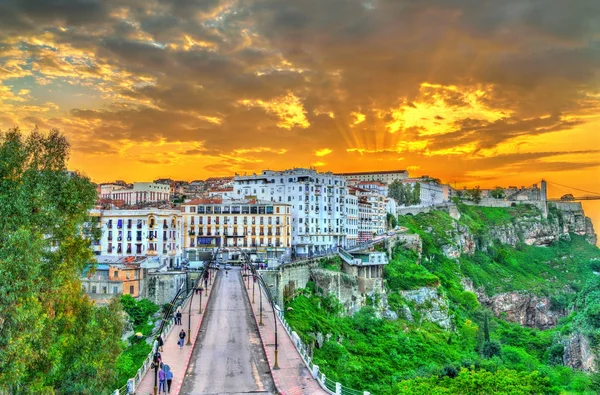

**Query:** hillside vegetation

left=285, top=205, right=600, bottom=394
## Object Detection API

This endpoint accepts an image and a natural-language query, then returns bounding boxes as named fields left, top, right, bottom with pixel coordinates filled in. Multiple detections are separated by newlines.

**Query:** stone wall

left=144, top=271, right=188, bottom=305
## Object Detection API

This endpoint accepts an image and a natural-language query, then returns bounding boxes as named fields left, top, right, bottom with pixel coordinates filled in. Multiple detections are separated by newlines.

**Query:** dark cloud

left=0, top=0, right=598, bottom=180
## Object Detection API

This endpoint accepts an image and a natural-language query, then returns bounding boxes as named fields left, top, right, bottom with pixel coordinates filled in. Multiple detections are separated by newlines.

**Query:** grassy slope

left=284, top=205, right=600, bottom=394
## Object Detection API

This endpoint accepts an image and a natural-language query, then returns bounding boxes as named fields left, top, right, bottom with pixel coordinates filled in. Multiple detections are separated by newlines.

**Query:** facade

left=181, top=198, right=292, bottom=260
left=336, top=170, right=409, bottom=184
left=93, top=209, right=183, bottom=268
left=351, top=187, right=387, bottom=236
left=233, top=168, right=347, bottom=256
left=99, top=182, right=170, bottom=205
left=357, top=196, right=374, bottom=243
left=344, top=194, right=359, bottom=248
left=401, top=179, right=445, bottom=207
left=82, top=256, right=147, bottom=302
left=355, top=180, right=389, bottom=196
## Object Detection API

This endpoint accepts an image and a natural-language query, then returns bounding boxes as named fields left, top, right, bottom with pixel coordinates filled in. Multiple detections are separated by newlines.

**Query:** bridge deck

left=135, top=274, right=213, bottom=395
left=180, top=267, right=275, bottom=394
left=243, top=274, right=328, bottom=395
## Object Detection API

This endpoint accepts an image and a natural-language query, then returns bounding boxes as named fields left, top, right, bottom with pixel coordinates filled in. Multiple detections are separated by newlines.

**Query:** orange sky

left=0, top=0, right=599, bottom=229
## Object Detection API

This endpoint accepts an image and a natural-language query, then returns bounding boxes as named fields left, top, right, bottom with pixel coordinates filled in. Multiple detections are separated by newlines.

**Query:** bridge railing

left=275, top=308, right=371, bottom=395
left=113, top=249, right=219, bottom=395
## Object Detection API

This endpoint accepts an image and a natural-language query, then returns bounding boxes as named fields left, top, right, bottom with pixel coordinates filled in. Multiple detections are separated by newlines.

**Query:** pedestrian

left=178, top=329, right=186, bottom=348
left=157, top=335, right=164, bottom=352
left=165, top=368, right=173, bottom=393
left=158, top=365, right=166, bottom=394
left=176, top=310, right=182, bottom=325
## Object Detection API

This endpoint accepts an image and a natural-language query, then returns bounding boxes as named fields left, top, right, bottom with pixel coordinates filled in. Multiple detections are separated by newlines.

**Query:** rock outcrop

left=401, top=287, right=452, bottom=330
left=477, top=291, right=564, bottom=330
left=563, top=333, right=597, bottom=372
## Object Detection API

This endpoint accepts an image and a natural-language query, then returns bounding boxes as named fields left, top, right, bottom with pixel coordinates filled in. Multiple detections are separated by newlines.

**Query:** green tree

left=490, top=187, right=505, bottom=199
left=0, top=128, right=124, bottom=394
left=412, top=182, right=421, bottom=205
left=386, top=213, right=398, bottom=230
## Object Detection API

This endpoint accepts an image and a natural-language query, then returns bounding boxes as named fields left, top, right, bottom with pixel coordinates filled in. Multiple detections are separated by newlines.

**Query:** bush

left=482, top=341, right=502, bottom=358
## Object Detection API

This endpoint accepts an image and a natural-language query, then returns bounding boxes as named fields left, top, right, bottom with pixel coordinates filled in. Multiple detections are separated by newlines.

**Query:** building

left=233, top=168, right=347, bottom=256
left=401, top=179, right=445, bottom=207
left=181, top=198, right=292, bottom=261
left=354, top=180, right=389, bottom=196
left=99, top=182, right=171, bottom=205
left=344, top=194, right=359, bottom=248
left=81, top=256, right=147, bottom=302
left=92, top=208, right=184, bottom=268
left=336, top=170, right=409, bottom=184
left=351, top=186, right=387, bottom=236
left=357, top=196, right=374, bottom=243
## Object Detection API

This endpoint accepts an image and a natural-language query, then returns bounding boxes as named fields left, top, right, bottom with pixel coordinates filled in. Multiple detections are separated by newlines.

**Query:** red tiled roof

left=183, top=197, right=223, bottom=205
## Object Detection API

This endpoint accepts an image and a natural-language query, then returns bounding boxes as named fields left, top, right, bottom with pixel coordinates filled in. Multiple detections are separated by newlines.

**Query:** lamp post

left=268, top=284, right=280, bottom=370
left=187, top=281, right=195, bottom=346
left=252, top=274, right=256, bottom=304
left=198, top=287, right=203, bottom=314
left=259, top=279, right=264, bottom=326
left=152, top=349, right=161, bottom=395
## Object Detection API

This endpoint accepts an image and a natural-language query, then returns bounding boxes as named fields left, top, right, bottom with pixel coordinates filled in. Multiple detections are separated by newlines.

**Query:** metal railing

left=232, top=247, right=370, bottom=395
left=112, top=250, right=218, bottom=395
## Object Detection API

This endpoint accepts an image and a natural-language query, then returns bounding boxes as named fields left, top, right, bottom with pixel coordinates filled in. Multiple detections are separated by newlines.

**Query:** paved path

left=136, top=273, right=215, bottom=395
left=243, top=272, right=328, bottom=395
left=180, top=266, right=275, bottom=394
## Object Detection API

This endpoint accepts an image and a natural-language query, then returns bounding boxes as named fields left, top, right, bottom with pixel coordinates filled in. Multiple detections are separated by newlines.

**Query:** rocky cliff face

left=477, top=291, right=564, bottom=330
left=440, top=202, right=597, bottom=261
left=400, top=287, right=452, bottom=330
left=563, top=333, right=598, bottom=373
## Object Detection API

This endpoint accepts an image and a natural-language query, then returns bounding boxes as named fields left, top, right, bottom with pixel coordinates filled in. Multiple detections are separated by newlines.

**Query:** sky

left=0, top=0, right=599, bottom=227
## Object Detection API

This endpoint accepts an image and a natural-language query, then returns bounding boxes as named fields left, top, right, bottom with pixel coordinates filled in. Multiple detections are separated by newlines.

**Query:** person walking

left=158, top=365, right=166, bottom=394
left=176, top=310, right=182, bottom=325
left=178, top=329, right=186, bottom=348
left=157, top=335, right=164, bottom=352
left=165, top=367, right=173, bottom=393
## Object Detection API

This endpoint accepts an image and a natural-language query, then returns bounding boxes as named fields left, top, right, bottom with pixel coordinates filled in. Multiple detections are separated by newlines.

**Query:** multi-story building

left=92, top=209, right=183, bottom=268
left=353, top=180, right=389, bottom=196
left=99, top=182, right=171, bottom=205
left=344, top=194, right=359, bottom=247
left=181, top=198, right=292, bottom=260
left=336, top=170, right=409, bottom=184
left=233, top=168, right=347, bottom=257
left=81, top=256, right=147, bottom=303
left=402, top=179, right=445, bottom=206
left=357, top=196, right=374, bottom=243
left=351, top=186, right=387, bottom=236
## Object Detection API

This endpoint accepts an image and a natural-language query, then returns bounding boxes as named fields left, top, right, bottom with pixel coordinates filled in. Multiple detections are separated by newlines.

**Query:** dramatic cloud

left=0, top=0, right=598, bottom=190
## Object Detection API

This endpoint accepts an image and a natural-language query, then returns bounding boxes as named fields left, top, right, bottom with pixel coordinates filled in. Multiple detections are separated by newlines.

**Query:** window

left=113, top=286, right=119, bottom=294
left=114, top=270, right=118, bottom=278
left=129, top=285, right=134, bottom=295
left=91, top=286, right=97, bottom=293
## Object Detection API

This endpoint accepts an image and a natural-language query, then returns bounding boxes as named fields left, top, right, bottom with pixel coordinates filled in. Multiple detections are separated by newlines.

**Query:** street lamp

left=152, top=349, right=161, bottom=395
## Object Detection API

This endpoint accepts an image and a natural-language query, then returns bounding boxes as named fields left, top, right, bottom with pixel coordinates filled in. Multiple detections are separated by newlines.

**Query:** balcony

left=147, top=250, right=158, bottom=256
left=189, top=231, right=196, bottom=236
left=169, top=250, right=176, bottom=256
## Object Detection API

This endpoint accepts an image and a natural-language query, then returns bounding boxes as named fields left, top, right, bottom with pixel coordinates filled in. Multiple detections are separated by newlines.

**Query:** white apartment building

left=99, top=182, right=170, bottom=205
left=402, top=179, right=445, bottom=207
left=350, top=187, right=387, bottom=236
left=93, top=209, right=183, bottom=268
left=336, top=170, right=409, bottom=184
left=233, top=169, right=347, bottom=257
left=181, top=198, right=292, bottom=260
left=357, top=197, right=374, bottom=243
left=351, top=180, right=389, bottom=196
left=344, top=194, right=359, bottom=248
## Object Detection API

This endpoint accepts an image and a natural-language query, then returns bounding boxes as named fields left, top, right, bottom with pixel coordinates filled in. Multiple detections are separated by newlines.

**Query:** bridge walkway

left=243, top=273, right=328, bottom=395
left=180, top=266, right=275, bottom=394
left=135, top=273, right=214, bottom=395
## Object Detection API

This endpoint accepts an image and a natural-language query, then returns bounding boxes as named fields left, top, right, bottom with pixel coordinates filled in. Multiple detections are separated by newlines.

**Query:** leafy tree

left=465, top=186, right=483, bottom=203
left=412, top=182, right=421, bottom=205
left=0, top=128, right=123, bottom=394
left=386, top=213, right=398, bottom=229
left=490, top=187, right=505, bottom=199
